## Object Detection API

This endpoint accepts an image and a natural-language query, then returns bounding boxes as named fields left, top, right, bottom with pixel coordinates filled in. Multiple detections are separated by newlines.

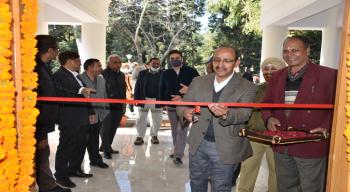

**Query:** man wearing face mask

left=134, top=58, right=164, bottom=145
left=159, top=50, right=199, bottom=165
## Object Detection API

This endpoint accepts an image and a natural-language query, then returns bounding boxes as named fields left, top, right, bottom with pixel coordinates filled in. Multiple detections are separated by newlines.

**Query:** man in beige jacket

left=177, top=45, right=256, bottom=192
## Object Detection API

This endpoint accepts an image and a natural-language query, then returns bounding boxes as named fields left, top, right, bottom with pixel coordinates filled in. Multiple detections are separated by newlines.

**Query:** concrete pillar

left=77, top=23, right=107, bottom=68
left=320, top=6, right=341, bottom=69
left=260, top=26, right=288, bottom=82
left=37, top=1, right=48, bottom=34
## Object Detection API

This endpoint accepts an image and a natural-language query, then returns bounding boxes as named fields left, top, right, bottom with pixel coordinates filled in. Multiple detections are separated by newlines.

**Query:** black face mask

left=170, top=60, right=182, bottom=67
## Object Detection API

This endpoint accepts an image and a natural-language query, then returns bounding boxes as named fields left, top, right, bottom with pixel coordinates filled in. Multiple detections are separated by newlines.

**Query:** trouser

left=101, top=109, right=123, bottom=153
left=136, top=100, right=162, bottom=138
left=274, top=151, right=327, bottom=192
left=35, top=142, right=57, bottom=191
left=55, top=124, right=88, bottom=179
left=87, top=122, right=103, bottom=164
left=128, top=104, right=134, bottom=112
left=190, top=139, right=238, bottom=192
left=232, top=163, right=241, bottom=185
left=237, top=141, right=277, bottom=192
left=167, top=107, right=188, bottom=158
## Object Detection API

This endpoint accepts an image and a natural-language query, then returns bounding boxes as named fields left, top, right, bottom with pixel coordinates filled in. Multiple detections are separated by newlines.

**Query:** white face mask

left=150, top=67, right=160, bottom=72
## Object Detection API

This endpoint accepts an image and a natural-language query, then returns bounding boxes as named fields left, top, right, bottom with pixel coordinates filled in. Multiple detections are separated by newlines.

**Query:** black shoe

left=151, top=136, right=159, bottom=144
left=173, top=157, right=183, bottom=165
left=39, top=185, right=72, bottom=192
left=69, top=170, right=93, bottom=178
left=134, top=137, right=144, bottom=145
left=100, top=148, right=119, bottom=154
left=111, top=149, right=119, bottom=154
left=56, top=178, right=76, bottom=188
left=169, top=154, right=174, bottom=158
left=90, top=161, right=109, bottom=168
left=104, top=152, right=112, bottom=159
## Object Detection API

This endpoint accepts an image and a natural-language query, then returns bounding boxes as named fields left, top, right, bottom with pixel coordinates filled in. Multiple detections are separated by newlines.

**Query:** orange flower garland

left=16, top=0, right=39, bottom=191
left=344, top=46, right=350, bottom=161
left=0, top=0, right=20, bottom=191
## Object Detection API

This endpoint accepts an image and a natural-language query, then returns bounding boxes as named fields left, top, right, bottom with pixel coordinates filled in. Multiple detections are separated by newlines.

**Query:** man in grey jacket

left=79, top=58, right=109, bottom=168
left=177, top=46, right=256, bottom=191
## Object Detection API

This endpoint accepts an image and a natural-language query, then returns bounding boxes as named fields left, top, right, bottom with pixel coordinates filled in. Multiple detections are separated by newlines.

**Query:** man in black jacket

left=53, top=51, right=96, bottom=188
left=35, top=35, right=71, bottom=192
left=133, top=58, right=163, bottom=145
left=159, top=50, right=199, bottom=165
left=101, top=54, right=126, bottom=159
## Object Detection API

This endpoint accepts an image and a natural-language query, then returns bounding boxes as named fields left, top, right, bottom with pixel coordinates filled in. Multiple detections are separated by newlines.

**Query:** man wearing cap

left=237, top=57, right=286, bottom=192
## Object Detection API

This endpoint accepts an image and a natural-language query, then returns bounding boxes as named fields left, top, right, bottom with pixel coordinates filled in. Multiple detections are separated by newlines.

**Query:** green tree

left=207, top=0, right=261, bottom=34
left=107, top=0, right=205, bottom=67
left=49, top=25, right=79, bottom=52
left=206, top=1, right=262, bottom=73
left=48, top=25, right=80, bottom=72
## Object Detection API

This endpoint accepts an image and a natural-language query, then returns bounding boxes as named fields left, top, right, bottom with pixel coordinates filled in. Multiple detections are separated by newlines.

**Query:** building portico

left=260, top=0, right=344, bottom=69
left=37, top=0, right=110, bottom=65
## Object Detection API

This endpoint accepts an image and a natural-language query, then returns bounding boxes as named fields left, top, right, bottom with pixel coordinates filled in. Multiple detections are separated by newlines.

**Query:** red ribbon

left=37, top=97, right=334, bottom=109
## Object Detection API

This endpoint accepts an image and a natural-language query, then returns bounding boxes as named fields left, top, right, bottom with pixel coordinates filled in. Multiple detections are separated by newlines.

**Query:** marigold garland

left=0, top=1, right=19, bottom=191
left=15, top=0, right=39, bottom=191
left=345, top=46, right=350, bottom=161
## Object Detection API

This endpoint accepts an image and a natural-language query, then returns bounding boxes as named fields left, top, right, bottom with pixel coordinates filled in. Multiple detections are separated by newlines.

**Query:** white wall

left=261, top=0, right=343, bottom=27
left=77, top=23, right=107, bottom=68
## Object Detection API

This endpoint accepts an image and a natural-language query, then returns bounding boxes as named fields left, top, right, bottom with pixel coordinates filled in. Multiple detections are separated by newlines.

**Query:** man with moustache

left=53, top=51, right=96, bottom=188
left=262, top=36, right=337, bottom=192
left=134, top=57, right=163, bottom=145
left=159, top=50, right=199, bottom=165
left=177, top=45, right=256, bottom=191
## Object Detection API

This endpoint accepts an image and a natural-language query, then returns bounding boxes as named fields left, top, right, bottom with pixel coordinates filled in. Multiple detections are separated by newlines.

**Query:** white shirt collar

left=64, top=67, right=83, bottom=86
left=214, top=72, right=234, bottom=92
left=65, top=67, right=79, bottom=76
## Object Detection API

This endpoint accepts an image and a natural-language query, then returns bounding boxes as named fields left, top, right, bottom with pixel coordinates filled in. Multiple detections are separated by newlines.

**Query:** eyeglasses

left=212, top=57, right=236, bottom=64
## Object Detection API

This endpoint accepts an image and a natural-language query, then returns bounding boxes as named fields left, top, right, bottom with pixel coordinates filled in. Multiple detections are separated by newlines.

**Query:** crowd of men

left=35, top=34, right=336, bottom=192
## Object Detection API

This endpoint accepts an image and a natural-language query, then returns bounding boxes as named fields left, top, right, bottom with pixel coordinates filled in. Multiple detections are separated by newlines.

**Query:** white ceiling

left=40, top=0, right=110, bottom=25
left=260, top=0, right=344, bottom=28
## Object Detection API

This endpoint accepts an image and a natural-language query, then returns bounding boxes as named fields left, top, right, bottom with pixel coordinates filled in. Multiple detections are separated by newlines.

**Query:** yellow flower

left=0, top=146, right=5, bottom=160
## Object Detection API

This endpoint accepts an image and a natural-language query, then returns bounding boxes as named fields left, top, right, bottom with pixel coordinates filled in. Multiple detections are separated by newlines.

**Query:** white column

left=260, top=26, right=288, bottom=82
left=37, top=1, right=48, bottom=34
left=261, top=26, right=288, bottom=61
left=77, top=23, right=107, bottom=68
left=320, top=6, right=341, bottom=69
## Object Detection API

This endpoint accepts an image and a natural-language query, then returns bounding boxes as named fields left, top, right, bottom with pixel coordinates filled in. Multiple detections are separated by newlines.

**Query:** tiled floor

left=46, top=111, right=269, bottom=192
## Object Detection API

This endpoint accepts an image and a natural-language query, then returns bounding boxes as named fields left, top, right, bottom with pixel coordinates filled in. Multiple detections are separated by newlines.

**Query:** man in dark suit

left=177, top=45, right=256, bottom=191
left=101, top=54, right=126, bottom=159
left=53, top=51, right=96, bottom=188
left=35, top=35, right=71, bottom=192
left=261, top=36, right=337, bottom=192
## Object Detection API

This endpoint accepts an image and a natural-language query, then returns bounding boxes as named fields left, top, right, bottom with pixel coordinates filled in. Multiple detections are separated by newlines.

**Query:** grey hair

left=107, top=54, right=122, bottom=63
